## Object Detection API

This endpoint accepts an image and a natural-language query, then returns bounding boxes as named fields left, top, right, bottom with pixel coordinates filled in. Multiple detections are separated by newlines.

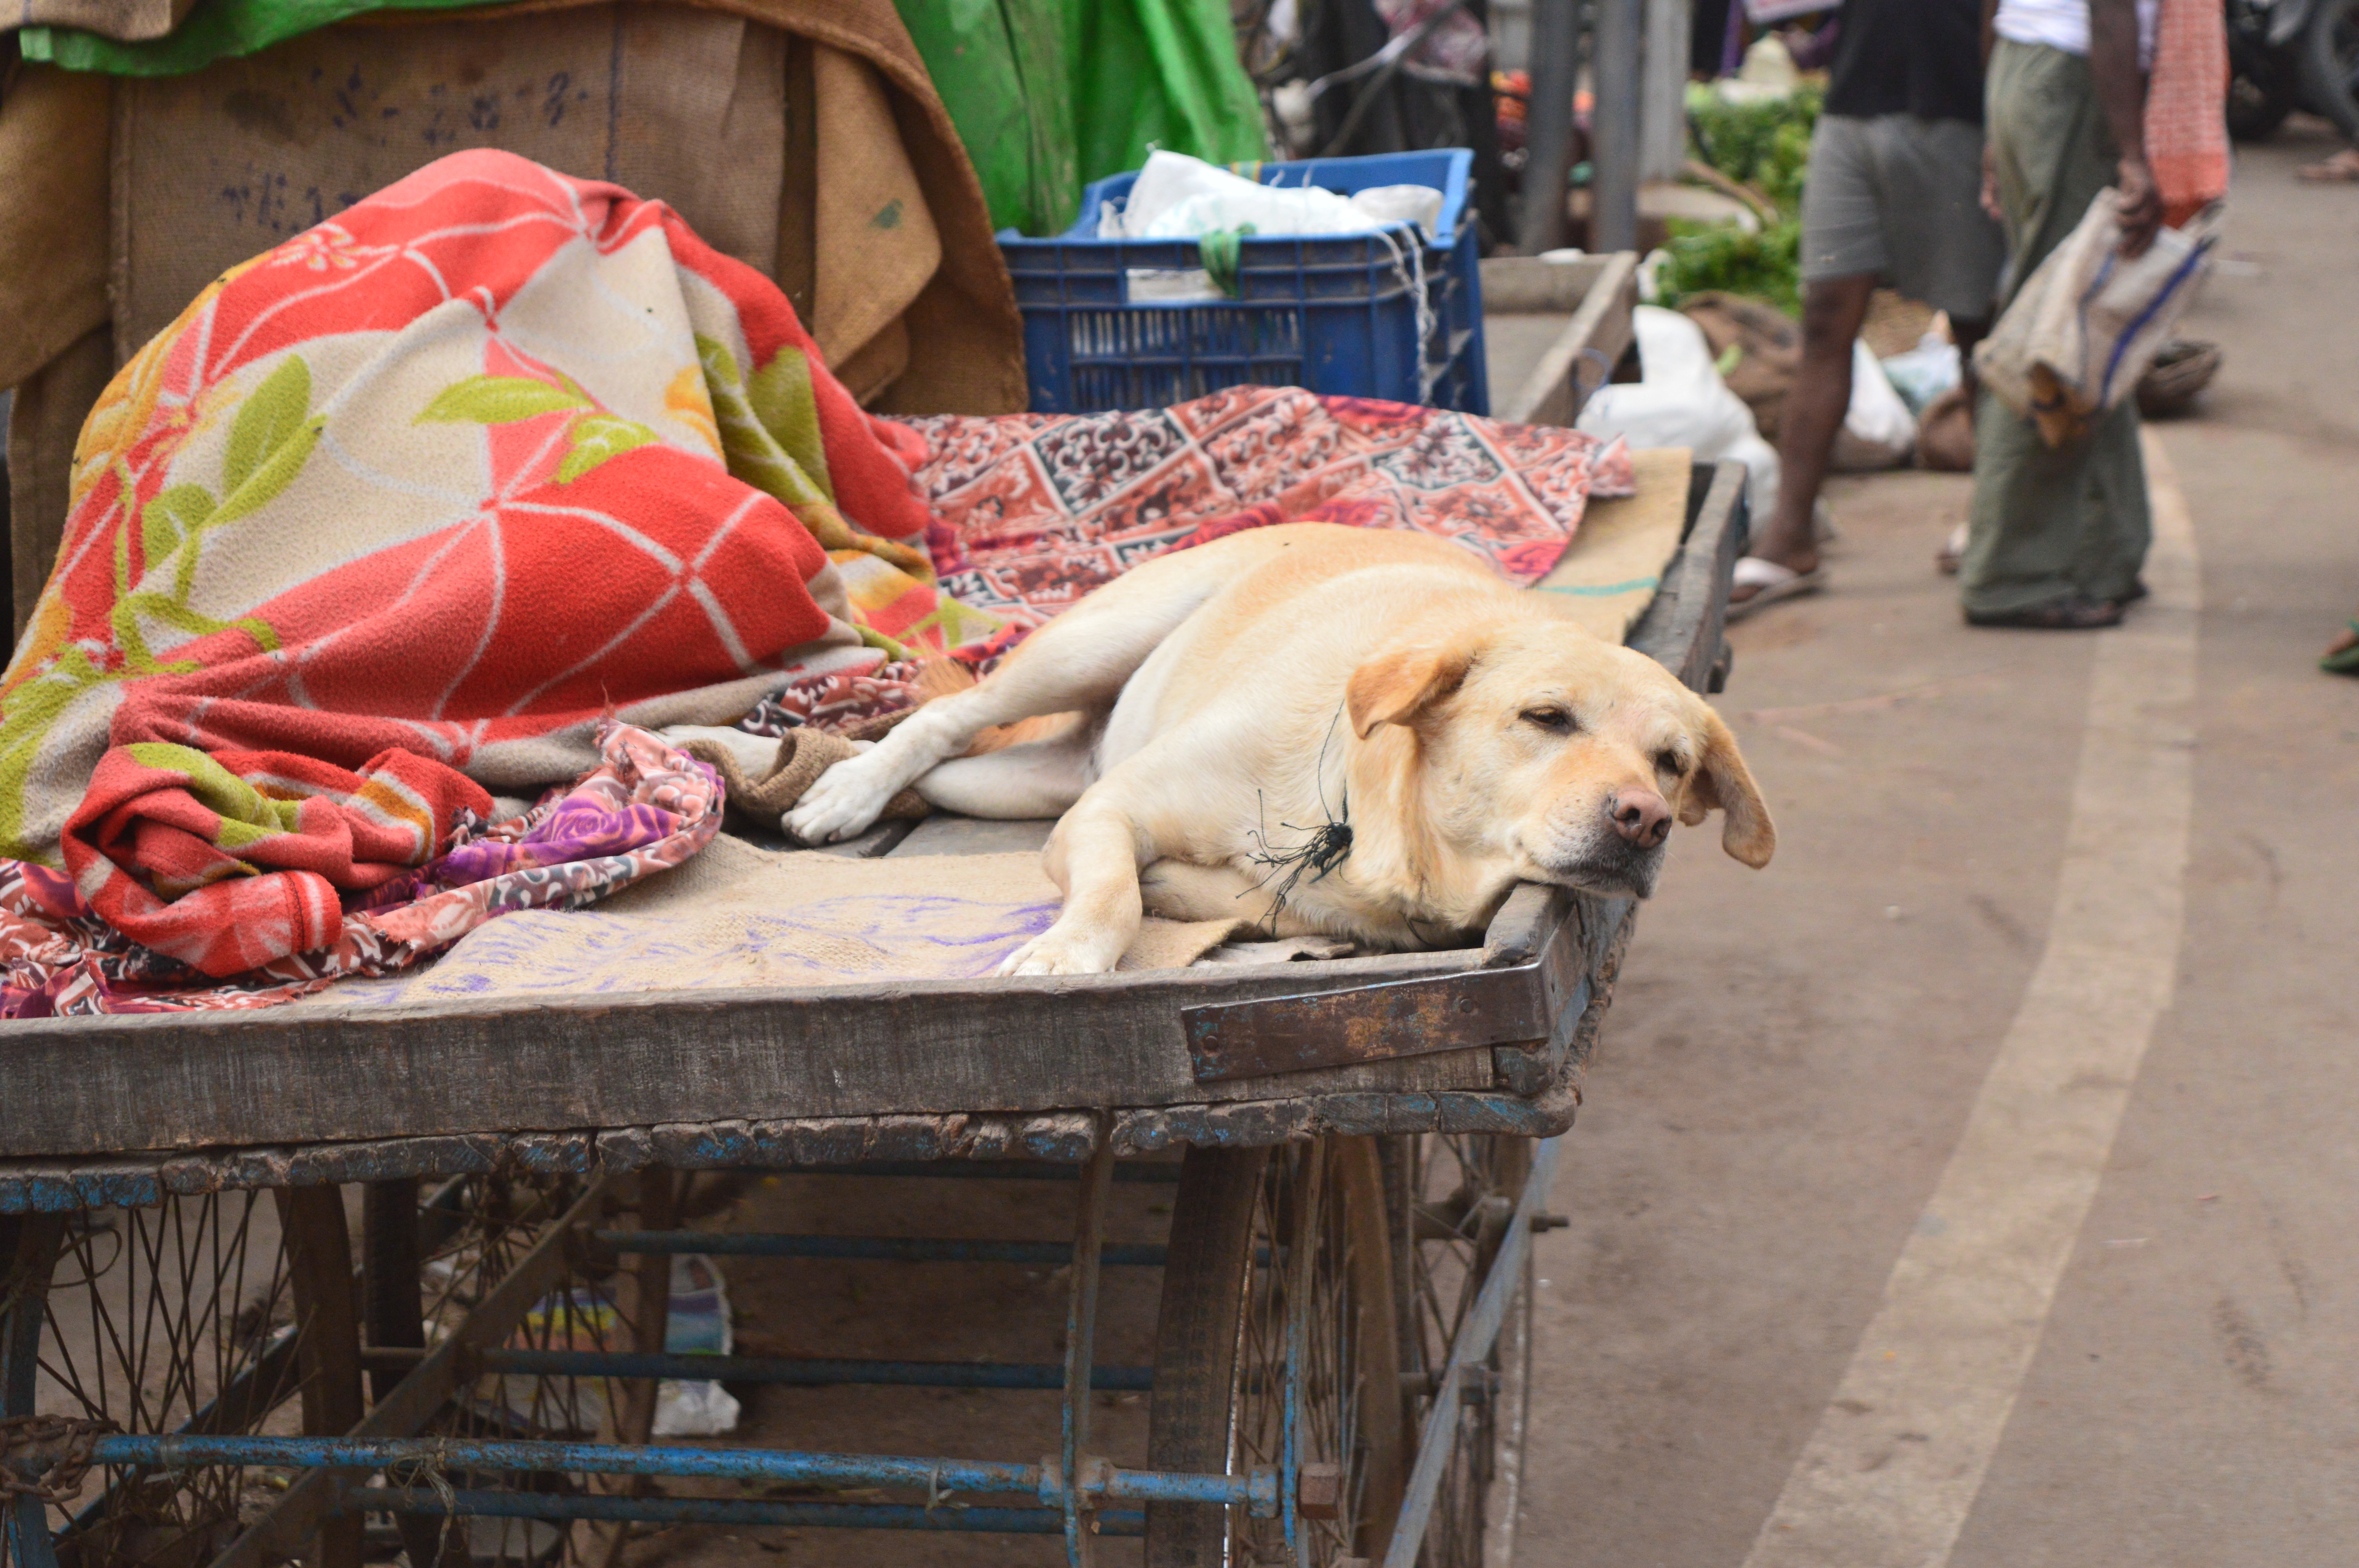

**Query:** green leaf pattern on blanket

left=418, top=374, right=660, bottom=486
left=696, top=335, right=835, bottom=514
left=112, top=357, right=314, bottom=669
left=118, top=741, right=321, bottom=895
left=556, top=414, right=659, bottom=484
left=0, top=356, right=313, bottom=862
left=416, top=375, right=591, bottom=425
left=694, top=335, right=929, bottom=582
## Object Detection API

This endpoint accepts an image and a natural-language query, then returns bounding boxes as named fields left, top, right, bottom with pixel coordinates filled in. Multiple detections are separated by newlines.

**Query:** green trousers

left=1962, top=39, right=2152, bottom=613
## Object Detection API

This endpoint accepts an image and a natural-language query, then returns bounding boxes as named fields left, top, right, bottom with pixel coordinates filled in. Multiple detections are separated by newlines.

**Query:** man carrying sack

left=1961, top=0, right=2169, bottom=630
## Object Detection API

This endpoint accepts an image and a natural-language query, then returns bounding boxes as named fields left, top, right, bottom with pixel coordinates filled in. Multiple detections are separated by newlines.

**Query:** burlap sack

left=5, top=329, right=112, bottom=635
left=110, top=5, right=788, bottom=358
left=0, top=67, right=110, bottom=397
left=294, top=837, right=1250, bottom=1007
left=1912, top=384, right=1976, bottom=472
left=10, top=0, right=191, bottom=40
left=677, top=722, right=929, bottom=835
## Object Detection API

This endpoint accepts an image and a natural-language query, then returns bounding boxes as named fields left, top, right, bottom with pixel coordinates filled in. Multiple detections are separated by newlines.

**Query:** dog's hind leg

left=785, top=561, right=1231, bottom=842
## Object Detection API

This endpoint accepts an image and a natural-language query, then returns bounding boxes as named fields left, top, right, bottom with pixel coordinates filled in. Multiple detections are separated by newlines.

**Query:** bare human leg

left=1732, top=272, right=1876, bottom=605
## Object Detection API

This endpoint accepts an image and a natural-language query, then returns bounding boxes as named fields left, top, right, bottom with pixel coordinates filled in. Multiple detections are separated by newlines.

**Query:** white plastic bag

left=1829, top=340, right=1917, bottom=472
left=1101, top=151, right=1445, bottom=304
left=1577, top=307, right=1783, bottom=517
left=1975, top=190, right=2223, bottom=445
left=1879, top=332, right=1963, bottom=415
left=651, top=1254, right=742, bottom=1437
left=1107, top=151, right=1440, bottom=240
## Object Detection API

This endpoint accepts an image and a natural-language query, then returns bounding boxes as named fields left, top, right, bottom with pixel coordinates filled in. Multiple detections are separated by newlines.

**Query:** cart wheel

left=0, top=1194, right=340, bottom=1568
left=1382, top=1134, right=1540, bottom=1568
left=1145, top=1138, right=1405, bottom=1568
left=361, top=1172, right=671, bottom=1568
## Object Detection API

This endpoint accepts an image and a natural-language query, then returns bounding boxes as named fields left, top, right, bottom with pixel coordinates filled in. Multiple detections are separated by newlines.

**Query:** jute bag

left=1974, top=189, right=2223, bottom=446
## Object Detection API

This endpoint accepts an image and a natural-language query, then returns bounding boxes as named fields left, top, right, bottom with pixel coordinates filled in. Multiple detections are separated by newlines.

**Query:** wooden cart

left=0, top=461, right=1743, bottom=1568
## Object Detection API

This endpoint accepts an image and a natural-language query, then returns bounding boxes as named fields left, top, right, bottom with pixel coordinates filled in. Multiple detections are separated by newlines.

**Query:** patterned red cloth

left=0, top=149, right=927, bottom=876
left=902, top=389, right=1631, bottom=634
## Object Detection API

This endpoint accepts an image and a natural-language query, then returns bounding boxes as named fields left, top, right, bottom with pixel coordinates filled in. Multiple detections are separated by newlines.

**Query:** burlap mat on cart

left=1530, top=446, right=1694, bottom=641
left=294, top=835, right=1249, bottom=1009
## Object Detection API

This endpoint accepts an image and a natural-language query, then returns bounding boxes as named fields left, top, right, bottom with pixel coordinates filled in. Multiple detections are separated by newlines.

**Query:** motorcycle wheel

left=2299, top=0, right=2359, bottom=140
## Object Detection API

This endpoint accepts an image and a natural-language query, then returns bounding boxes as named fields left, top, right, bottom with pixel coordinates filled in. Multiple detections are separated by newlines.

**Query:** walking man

left=1960, top=0, right=2163, bottom=628
left=1729, top=0, right=2005, bottom=617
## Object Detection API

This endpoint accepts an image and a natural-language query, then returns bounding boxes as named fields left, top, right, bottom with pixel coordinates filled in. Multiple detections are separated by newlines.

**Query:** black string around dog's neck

left=1243, top=700, right=1354, bottom=929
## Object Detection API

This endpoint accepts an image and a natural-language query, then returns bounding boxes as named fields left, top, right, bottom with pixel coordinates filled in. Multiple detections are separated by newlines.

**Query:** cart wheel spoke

left=2, top=1195, right=309, bottom=1568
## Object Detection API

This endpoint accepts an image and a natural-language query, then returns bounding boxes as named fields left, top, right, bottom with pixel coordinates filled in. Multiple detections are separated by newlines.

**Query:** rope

left=1370, top=225, right=1442, bottom=404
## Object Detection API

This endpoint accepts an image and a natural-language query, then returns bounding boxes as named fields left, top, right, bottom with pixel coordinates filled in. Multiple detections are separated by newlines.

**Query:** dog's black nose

left=1607, top=788, right=1672, bottom=848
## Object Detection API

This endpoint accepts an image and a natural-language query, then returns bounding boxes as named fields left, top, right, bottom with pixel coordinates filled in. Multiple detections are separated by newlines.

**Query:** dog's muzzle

left=1534, top=826, right=1668, bottom=898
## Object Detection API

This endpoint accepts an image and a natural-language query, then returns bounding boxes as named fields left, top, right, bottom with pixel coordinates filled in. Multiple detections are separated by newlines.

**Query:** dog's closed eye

left=1656, top=749, right=1688, bottom=777
left=1519, top=706, right=1575, bottom=734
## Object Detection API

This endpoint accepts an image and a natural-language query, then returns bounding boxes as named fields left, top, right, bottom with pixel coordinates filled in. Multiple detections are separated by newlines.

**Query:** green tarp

left=20, top=0, right=491, bottom=75
left=892, top=0, right=1269, bottom=236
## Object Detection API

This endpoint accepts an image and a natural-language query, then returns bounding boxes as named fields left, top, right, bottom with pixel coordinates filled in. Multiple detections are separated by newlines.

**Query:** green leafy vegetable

left=1667, top=82, right=1823, bottom=315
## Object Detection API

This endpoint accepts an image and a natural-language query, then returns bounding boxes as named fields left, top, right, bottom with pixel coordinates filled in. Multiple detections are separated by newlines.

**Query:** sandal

left=2299, top=149, right=2359, bottom=183
left=1727, top=555, right=1826, bottom=621
left=2323, top=620, right=2359, bottom=676
left=1936, top=522, right=1968, bottom=576
left=1963, top=595, right=2125, bottom=630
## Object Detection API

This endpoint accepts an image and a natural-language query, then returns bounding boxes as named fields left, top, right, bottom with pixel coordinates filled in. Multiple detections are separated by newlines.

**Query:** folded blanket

left=0, top=146, right=930, bottom=873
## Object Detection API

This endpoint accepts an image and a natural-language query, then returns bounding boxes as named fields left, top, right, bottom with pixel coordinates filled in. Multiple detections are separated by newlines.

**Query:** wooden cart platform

left=0, top=459, right=1743, bottom=1568
left=0, top=460, right=1741, bottom=1198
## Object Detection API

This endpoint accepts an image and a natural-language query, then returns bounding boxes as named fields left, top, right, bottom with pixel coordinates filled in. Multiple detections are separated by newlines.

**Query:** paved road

left=1514, top=124, right=2359, bottom=1566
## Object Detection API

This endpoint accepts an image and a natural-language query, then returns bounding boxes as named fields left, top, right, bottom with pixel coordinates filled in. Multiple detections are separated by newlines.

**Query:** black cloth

left=1824, top=0, right=1986, bottom=124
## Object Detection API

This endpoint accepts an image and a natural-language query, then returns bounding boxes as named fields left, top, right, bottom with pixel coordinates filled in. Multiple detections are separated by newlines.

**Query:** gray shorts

left=1799, top=113, right=2006, bottom=323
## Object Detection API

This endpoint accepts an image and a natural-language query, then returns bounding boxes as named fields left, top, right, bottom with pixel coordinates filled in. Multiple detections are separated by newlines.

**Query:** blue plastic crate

left=998, top=149, right=1488, bottom=416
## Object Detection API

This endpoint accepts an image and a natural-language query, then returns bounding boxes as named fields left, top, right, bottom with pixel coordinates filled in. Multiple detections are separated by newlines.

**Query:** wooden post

left=275, top=1187, right=365, bottom=1568
left=1589, top=0, right=1645, bottom=254
left=1517, top=0, right=1583, bottom=254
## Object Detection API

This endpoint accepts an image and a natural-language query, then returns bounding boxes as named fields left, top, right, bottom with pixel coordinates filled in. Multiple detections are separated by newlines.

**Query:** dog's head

left=1347, top=619, right=1773, bottom=897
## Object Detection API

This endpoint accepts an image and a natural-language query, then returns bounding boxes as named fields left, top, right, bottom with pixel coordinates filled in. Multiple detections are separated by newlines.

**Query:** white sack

left=1830, top=339, right=1917, bottom=471
left=1577, top=306, right=1782, bottom=517
left=1975, top=189, right=2222, bottom=442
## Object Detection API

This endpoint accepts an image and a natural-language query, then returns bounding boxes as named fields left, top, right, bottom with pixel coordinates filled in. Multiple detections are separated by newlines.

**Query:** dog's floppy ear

left=1348, top=634, right=1481, bottom=739
left=1681, top=706, right=1775, bottom=867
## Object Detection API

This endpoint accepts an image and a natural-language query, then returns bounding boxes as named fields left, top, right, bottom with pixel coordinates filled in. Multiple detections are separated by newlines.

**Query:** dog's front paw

left=784, top=752, right=897, bottom=844
left=994, top=923, right=1125, bottom=977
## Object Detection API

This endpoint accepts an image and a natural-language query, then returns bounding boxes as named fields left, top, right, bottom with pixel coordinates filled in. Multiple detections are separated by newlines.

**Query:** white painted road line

left=1738, top=433, right=2201, bottom=1568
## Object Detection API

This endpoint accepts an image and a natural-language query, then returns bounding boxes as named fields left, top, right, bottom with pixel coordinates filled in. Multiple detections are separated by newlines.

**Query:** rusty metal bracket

left=1180, top=965, right=1543, bottom=1082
